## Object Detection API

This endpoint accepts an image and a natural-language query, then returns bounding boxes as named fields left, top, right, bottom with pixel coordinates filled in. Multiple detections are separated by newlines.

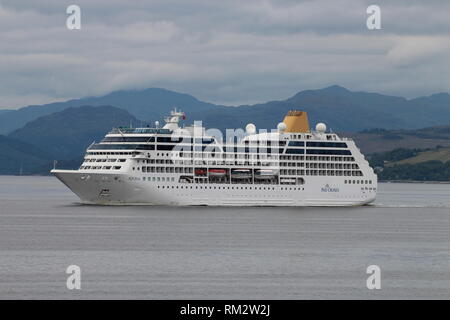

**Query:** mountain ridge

left=0, top=88, right=220, bottom=135
left=9, top=105, right=141, bottom=160
left=1, top=85, right=450, bottom=135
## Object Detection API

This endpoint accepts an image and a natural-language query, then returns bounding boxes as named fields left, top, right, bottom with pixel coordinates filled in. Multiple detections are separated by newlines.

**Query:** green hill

left=0, top=135, right=50, bottom=175
left=388, top=147, right=450, bottom=166
left=345, top=126, right=450, bottom=154
left=368, top=146, right=450, bottom=181
left=378, top=161, right=450, bottom=181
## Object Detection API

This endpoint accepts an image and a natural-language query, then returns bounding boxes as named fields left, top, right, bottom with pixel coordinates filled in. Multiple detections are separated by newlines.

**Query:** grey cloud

left=0, top=0, right=449, bottom=108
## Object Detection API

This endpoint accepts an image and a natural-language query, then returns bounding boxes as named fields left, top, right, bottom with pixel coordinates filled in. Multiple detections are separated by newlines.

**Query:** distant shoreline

left=379, top=180, right=450, bottom=184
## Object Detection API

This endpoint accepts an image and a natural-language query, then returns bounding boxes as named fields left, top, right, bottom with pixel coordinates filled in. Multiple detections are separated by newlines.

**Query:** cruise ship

left=52, top=109, right=377, bottom=206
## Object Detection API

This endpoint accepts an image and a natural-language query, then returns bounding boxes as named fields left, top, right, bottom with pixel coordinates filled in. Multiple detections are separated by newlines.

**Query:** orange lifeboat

left=195, top=168, right=207, bottom=176
left=209, top=169, right=227, bottom=176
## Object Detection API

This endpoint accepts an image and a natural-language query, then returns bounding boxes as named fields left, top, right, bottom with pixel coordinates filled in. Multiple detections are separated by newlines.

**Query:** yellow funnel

left=282, top=110, right=310, bottom=133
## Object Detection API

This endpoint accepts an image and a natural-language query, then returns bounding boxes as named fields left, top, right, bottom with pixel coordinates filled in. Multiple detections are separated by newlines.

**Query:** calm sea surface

left=0, top=176, right=449, bottom=299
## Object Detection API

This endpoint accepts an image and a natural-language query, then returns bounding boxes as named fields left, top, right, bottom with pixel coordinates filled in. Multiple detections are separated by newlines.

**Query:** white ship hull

left=52, top=170, right=376, bottom=206
left=52, top=109, right=378, bottom=207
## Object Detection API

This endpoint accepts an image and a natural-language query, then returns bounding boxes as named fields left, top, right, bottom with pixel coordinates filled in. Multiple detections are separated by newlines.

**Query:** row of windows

left=145, top=153, right=356, bottom=163
left=142, top=160, right=360, bottom=168
left=155, top=184, right=305, bottom=191
left=82, top=157, right=360, bottom=173
left=306, top=142, right=348, bottom=148
left=285, top=141, right=349, bottom=148
left=104, top=136, right=296, bottom=146
left=157, top=137, right=214, bottom=144
left=144, top=176, right=175, bottom=182
left=306, top=149, right=351, bottom=155
left=305, top=163, right=359, bottom=169
left=104, top=139, right=349, bottom=148
left=91, top=143, right=286, bottom=153
left=80, top=166, right=122, bottom=170
left=288, top=133, right=338, bottom=140
left=345, top=179, right=374, bottom=184
left=163, top=153, right=356, bottom=162
left=133, top=165, right=364, bottom=178
left=244, top=140, right=287, bottom=146
left=280, top=163, right=359, bottom=170
left=103, top=137, right=156, bottom=143
left=285, top=149, right=305, bottom=154
left=112, top=128, right=171, bottom=134
left=84, top=159, right=126, bottom=163
left=280, top=162, right=359, bottom=169
left=192, top=177, right=286, bottom=185
left=288, top=141, right=304, bottom=147
left=139, top=175, right=305, bottom=190
left=131, top=173, right=374, bottom=187
left=140, top=159, right=358, bottom=169
left=139, top=166, right=193, bottom=173
left=90, top=143, right=352, bottom=156
left=305, top=156, right=355, bottom=162
left=87, top=151, right=135, bottom=155
left=154, top=152, right=280, bottom=160
left=104, top=134, right=349, bottom=148
left=89, top=144, right=155, bottom=150
left=110, top=137, right=188, bottom=143
left=102, top=136, right=348, bottom=147
left=141, top=159, right=279, bottom=166
left=280, top=155, right=303, bottom=161
left=84, top=151, right=357, bottom=166
left=280, top=170, right=363, bottom=176
left=135, top=175, right=375, bottom=186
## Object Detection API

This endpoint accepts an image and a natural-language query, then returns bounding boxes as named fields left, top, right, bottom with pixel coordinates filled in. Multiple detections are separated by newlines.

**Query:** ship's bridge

left=242, top=131, right=285, bottom=143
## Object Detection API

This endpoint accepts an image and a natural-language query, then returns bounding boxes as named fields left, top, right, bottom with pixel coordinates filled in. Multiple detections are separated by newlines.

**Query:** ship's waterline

left=52, top=109, right=377, bottom=206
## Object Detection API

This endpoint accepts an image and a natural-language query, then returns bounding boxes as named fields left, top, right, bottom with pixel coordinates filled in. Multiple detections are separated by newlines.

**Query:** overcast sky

left=0, top=0, right=449, bottom=109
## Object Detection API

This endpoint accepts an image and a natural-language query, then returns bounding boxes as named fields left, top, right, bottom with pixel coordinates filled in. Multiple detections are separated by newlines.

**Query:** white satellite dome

left=277, top=122, right=287, bottom=133
left=315, top=123, right=327, bottom=133
left=155, top=120, right=160, bottom=128
left=245, top=123, right=256, bottom=135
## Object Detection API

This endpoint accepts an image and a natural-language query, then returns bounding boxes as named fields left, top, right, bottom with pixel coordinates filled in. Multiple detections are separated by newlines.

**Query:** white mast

left=163, top=108, right=185, bottom=130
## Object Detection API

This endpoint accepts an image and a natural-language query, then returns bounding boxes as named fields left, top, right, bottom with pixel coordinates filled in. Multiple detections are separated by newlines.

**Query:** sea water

left=0, top=176, right=449, bottom=299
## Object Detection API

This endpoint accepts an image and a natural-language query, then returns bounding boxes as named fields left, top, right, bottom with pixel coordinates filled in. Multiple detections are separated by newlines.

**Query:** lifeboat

left=254, top=169, right=277, bottom=179
left=231, top=169, right=252, bottom=179
left=209, top=169, right=227, bottom=176
left=195, top=168, right=207, bottom=176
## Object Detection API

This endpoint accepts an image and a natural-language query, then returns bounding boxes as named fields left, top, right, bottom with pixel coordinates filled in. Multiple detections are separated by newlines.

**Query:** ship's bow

left=51, top=169, right=127, bottom=204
